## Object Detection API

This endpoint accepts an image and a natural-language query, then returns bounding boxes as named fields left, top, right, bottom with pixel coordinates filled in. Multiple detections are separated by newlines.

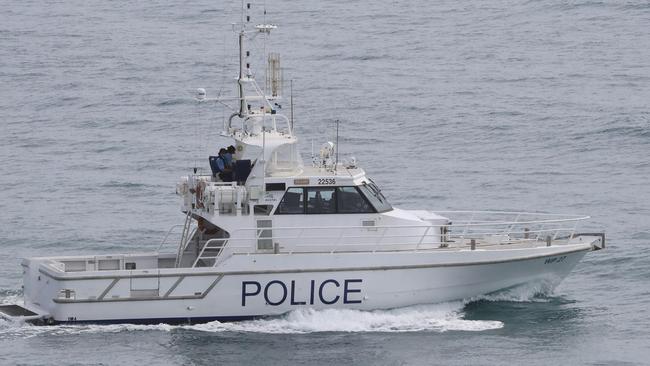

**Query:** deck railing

left=186, top=211, right=590, bottom=267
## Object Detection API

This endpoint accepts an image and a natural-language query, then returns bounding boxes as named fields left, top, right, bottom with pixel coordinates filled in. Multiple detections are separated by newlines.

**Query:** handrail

left=157, top=224, right=184, bottom=251
left=208, top=228, right=580, bottom=261
left=446, top=217, right=590, bottom=228
left=174, top=210, right=196, bottom=268
left=197, top=211, right=590, bottom=266
left=433, top=210, right=586, bottom=217
left=222, top=217, right=588, bottom=234
left=217, top=226, right=579, bottom=248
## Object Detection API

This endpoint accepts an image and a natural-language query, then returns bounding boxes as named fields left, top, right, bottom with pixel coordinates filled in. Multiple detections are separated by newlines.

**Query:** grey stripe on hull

left=54, top=275, right=224, bottom=304
left=39, top=245, right=593, bottom=281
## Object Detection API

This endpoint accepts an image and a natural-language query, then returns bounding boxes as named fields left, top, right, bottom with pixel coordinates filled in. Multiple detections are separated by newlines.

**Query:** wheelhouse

left=275, top=183, right=392, bottom=215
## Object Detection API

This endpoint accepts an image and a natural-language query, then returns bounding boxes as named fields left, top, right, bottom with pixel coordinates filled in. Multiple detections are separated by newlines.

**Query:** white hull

left=17, top=241, right=595, bottom=324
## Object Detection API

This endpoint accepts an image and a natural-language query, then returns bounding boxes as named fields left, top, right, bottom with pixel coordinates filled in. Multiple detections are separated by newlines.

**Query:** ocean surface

left=1, top=0, right=649, bottom=365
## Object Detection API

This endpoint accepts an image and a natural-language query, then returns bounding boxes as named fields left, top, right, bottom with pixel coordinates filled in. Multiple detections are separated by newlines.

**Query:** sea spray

left=469, top=281, right=558, bottom=303
left=0, top=301, right=504, bottom=337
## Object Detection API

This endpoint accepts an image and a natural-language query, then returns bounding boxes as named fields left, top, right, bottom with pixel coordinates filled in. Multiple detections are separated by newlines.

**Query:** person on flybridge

left=211, top=148, right=233, bottom=182
left=224, top=145, right=236, bottom=166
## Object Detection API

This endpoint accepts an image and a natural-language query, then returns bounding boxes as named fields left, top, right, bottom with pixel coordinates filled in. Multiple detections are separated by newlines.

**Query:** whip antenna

left=335, top=119, right=340, bottom=173
left=290, top=79, right=294, bottom=133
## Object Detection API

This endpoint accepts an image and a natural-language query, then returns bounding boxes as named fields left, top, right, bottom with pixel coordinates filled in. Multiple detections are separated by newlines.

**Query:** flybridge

left=204, top=19, right=304, bottom=182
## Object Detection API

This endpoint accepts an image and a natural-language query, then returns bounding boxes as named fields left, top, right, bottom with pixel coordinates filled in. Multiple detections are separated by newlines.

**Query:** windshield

left=359, top=181, right=392, bottom=213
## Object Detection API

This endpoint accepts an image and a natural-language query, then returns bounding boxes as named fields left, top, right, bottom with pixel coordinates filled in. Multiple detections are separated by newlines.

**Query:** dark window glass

left=254, top=204, right=274, bottom=215
left=359, top=183, right=392, bottom=213
left=307, top=187, right=336, bottom=214
left=276, top=187, right=305, bottom=214
left=276, top=185, right=390, bottom=215
left=337, top=187, right=375, bottom=213
left=265, top=183, right=286, bottom=191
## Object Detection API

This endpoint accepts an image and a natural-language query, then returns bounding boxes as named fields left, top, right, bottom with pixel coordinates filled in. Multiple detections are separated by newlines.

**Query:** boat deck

left=0, top=304, right=37, bottom=317
left=26, top=233, right=605, bottom=276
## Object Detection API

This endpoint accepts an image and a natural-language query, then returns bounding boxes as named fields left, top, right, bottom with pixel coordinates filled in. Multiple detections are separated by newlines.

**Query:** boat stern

left=0, top=258, right=55, bottom=324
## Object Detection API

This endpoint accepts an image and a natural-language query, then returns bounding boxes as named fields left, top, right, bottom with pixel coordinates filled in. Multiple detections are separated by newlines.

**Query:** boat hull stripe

left=38, top=245, right=593, bottom=281
left=163, top=275, right=186, bottom=298
left=53, top=275, right=224, bottom=304
left=97, top=278, right=119, bottom=301
left=51, top=314, right=266, bottom=325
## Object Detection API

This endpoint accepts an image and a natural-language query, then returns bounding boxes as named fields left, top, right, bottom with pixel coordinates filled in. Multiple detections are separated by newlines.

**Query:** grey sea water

left=1, top=0, right=649, bottom=365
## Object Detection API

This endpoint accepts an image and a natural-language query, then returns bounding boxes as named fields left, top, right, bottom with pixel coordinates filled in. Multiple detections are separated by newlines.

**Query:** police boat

left=1, top=12, right=604, bottom=325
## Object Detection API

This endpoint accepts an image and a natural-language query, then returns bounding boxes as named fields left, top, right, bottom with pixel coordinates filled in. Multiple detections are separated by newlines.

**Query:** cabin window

left=275, top=185, right=387, bottom=214
left=265, top=183, right=286, bottom=191
left=307, top=187, right=336, bottom=214
left=276, top=187, right=305, bottom=214
left=337, top=187, right=374, bottom=213
left=358, top=182, right=392, bottom=213
left=254, top=204, right=274, bottom=215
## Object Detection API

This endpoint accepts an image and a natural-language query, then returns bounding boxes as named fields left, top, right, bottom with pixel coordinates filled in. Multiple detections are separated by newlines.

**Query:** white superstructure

left=0, top=8, right=604, bottom=325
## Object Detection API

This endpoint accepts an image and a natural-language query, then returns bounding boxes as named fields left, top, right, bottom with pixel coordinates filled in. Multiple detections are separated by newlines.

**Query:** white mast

left=237, top=1, right=248, bottom=118
left=237, top=29, right=246, bottom=117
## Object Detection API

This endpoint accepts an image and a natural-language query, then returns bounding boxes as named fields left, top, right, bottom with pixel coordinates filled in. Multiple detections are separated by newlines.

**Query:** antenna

left=237, top=29, right=246, bottom=117
left=241, top=0, right=245, bottom=29
left=290, top=79, right=294, bottom=133
left=263, top=2, right=268, bottom=96
left=335, top=119, right=340, bottom=173
left=262, top=128, right=266, bottom=183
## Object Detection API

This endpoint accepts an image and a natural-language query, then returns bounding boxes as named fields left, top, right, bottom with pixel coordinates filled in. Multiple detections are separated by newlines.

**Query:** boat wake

left=0, top=302, right=501, bottom=337
left=0, top=282, right=563, bottom=337
left=191, top=302, right=503, bottom=334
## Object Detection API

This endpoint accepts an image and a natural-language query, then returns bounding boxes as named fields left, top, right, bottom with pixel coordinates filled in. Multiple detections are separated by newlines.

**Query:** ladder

left=192, top=238, right=228, bottom=268
left=175, top=210, right=197, bottom=268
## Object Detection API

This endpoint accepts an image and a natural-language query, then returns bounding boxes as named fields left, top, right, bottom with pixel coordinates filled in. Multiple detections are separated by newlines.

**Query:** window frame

left=274, top=187, right=306, bottom=215
left=336, top=186, right=376, bottom=214
left=305, top=186, right=337, bottom=215
left=253, top=204, right=274, bottom=216
left=358, top=182, right=393, bottom=213
left=274, top=186, right=379, bottom=215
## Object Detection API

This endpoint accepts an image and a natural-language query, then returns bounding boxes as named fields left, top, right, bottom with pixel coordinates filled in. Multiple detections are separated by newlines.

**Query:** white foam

left=0, top=302, right=503, bottom=337
left=189, top=302, right=503, bottom=334
left=0, top=294, right=23, bottom=305
left=0, top=321, right=177, bottom=339
left=471, top=281, right=556, bottom=303
left=0, top=295, right=174, bottom=337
